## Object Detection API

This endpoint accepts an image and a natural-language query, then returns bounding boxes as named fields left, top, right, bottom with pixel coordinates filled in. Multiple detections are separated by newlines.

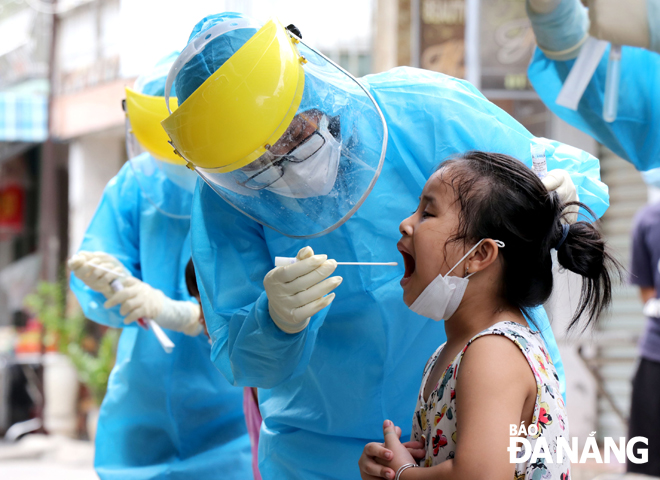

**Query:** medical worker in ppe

left=163, top=13, right=610, bottom=479
left=526, top=0, right=660, bottom=171
left=68, top=53, right=252, bottom=480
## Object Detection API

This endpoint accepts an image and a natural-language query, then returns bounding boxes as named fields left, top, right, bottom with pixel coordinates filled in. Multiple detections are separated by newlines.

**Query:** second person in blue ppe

left=164, top=13, right=610, bottom=479
left=526, top=0, right=660, bottom=171
left=67, top=53, right=252, bottom=480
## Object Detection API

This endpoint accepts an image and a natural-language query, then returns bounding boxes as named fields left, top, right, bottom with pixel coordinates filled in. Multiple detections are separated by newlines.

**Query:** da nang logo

left=507, top=424, right=648, bottom=464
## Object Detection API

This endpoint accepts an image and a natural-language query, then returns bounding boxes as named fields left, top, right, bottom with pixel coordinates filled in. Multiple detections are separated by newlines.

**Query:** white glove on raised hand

left=643, top=298, right=660, bottom=318
left=104, top=277, right=202, bottom=336
left=264, top=246, right=342, bottom=334
left=542, top=169, right=580, bottom=224
left=528, top=0, right=561, bottom=13
left=68, top=251, right=128, bottom=298
left=588, top=0, right=654, bottom=52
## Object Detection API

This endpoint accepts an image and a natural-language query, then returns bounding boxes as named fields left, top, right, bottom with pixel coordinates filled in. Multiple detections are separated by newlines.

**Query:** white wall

left=119, top=0, right=230, bottom=78
left=57, top=0, right=121, bottom=73
left=119, top=0, right=373, bottom=78
left=544, top=117, right=600, bottom=442
left=544, top=261, right=599, bottom=443
left=68, top=129, right=125, bottom=255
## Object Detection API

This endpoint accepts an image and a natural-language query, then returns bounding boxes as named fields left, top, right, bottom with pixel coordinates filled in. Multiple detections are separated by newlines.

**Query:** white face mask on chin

left=409, top=239, right=505, bottom=322
left=266, top=116, right=342, bottom=199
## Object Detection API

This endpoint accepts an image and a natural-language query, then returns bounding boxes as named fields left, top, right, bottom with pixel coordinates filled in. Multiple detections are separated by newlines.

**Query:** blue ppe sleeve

left=69, top=164, right=143, bottom=328
left=527, top=0, right=589, bottom=60
left=192, top=181, right=329, bottom=388
left=538, top=137, right=610, bottom=221
left=363, top=67, right=609, bottom=219
left=528, top=45, right=660, bottom=171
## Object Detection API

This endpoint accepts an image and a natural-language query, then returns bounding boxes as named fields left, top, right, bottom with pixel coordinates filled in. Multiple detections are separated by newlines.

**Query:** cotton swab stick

left=82, top=262, right=175, bottom=353
left=334, top=262, right=398, bottom=266
left=274, top=257, right=397, bottom=267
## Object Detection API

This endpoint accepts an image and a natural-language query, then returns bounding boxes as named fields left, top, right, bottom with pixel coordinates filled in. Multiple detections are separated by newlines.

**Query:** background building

left=0, top=0, right=653, bottom=477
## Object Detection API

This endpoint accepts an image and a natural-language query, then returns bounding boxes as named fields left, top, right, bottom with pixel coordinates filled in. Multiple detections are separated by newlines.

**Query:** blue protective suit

left=191, top=67, right=609, bottom=479
left=70, top=153, right=252, bottom=480
left=528, top=45, right=660, bottom=171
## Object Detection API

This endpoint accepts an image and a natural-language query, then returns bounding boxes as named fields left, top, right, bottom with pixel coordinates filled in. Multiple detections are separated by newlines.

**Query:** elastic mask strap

left=164, top=17, right=262, bottom=113
left=445, top=239, right=506, bottom=277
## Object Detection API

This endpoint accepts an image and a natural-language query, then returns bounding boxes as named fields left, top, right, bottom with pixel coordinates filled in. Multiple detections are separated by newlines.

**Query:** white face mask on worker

left=409, top=239, right=504, bottom=322
left=266, top=116, right=342, bottom=199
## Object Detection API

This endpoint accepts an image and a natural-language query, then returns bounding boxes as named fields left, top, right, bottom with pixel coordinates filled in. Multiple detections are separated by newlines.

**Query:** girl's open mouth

left=397, top=242, right=416, bottom=287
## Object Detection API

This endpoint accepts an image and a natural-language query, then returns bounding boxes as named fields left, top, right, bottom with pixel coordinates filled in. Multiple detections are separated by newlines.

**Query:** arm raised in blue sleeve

left=528, top=45, right=660, bottom=171
left=69, top=165, right=141, bottom=328
left=535, top=137, right=609, bottom=219
left=191, top=181, right=328, bottom=388
left=367, top=67, right=609, bottom=217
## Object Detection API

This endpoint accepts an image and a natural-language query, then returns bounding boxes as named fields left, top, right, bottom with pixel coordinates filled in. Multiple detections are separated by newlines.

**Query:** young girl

left=358, top=152, right=618, bottom=480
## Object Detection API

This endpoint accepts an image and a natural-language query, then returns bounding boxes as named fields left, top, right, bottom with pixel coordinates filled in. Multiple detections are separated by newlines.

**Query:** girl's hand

left=402, top=438, right=426, bottom=460
left=359, top=441, right=396, bottom=480
left=359, top=424, right=402, bottom=479
left=358, top=422, right=424, bottom=479
left=378, top=420, right=417, bottom=473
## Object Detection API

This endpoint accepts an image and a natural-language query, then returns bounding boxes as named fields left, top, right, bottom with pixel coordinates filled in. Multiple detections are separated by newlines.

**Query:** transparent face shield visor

left=123, top=101, right=196, bottom=219
left=128, top=154, right=195, bottom=219
left=124, top=99, right=145, bottom=160
left=169, top=27, right=388, bottom=239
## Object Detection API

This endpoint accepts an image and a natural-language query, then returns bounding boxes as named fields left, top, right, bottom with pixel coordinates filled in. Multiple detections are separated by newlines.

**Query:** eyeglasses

left=239, top=130, right=326, bottom=190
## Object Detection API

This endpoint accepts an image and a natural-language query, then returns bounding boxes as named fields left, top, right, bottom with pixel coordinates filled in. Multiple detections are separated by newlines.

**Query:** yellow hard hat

left=125, top=87, right=182, bottom=164
left=161, top=18, right=305, bottom=173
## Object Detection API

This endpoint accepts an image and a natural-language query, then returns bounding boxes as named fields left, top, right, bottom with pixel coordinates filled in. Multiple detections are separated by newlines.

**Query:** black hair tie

left=555, top=224, right=570, bottom=250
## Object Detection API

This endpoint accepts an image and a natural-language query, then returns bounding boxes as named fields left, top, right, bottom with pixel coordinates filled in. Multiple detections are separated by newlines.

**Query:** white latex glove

left=588, top=0, right=652, bottom=51
left=542, top=169, right=580, bottom=224
left=529, top=0, right=561, bottom=14
left=643, top=298, right=660, bottom=318
left=264, top=246, right=342, bottom=334
left=104, top=276, right=202, bottom=336
left=68, top=251, right=128, bottom=298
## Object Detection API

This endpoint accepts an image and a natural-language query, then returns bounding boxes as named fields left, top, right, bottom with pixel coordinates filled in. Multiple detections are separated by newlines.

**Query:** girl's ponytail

left=554, top=201, right=622, bottom=331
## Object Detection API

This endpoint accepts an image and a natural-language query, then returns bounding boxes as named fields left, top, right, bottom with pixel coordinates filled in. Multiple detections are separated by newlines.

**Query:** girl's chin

left=401, top=289, right=417, bottom=307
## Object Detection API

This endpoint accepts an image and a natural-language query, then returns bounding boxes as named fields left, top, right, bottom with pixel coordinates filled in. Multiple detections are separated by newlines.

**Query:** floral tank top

left=411, top=321, right=570, bottom=479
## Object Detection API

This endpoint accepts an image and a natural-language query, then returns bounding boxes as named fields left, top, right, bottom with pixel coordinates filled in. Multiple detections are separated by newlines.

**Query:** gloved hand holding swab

left=68, top=254, right=175, bottom=353
left=274, top=257, right=397, bottom=267
left=108, top=278, right=175, bottom=354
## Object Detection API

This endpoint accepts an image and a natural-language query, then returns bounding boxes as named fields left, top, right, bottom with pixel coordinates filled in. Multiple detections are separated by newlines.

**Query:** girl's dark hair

left=439, top=151, right=621, bottom=331
left=185, top=259, right=199, bottom=298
